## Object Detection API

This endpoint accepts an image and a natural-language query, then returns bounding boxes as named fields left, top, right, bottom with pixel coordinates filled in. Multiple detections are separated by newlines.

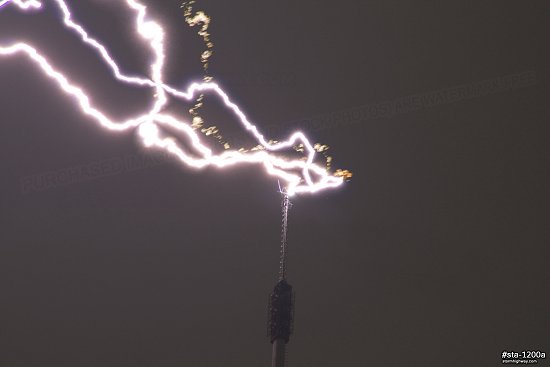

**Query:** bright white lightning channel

left=0, top=0, right=344, bottom=196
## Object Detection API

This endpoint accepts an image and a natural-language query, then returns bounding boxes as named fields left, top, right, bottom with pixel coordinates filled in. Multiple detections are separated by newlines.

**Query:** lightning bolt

left=0, top=0, right=41, bottom=10
left=0, top=0, right=345, bottom=196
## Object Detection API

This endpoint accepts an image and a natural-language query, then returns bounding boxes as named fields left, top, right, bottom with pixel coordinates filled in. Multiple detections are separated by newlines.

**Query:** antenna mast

left=268, top=191, right=295, bottom=367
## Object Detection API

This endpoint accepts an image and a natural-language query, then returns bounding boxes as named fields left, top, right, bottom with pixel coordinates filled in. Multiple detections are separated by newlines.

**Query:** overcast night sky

left=0, top=1, right=548, bottom=366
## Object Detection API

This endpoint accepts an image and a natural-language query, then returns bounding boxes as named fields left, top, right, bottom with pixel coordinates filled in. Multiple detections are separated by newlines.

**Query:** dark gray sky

left=0, top=1, right=548, bottom=366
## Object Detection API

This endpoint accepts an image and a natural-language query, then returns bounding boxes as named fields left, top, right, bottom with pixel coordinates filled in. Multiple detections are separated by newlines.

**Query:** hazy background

left=0, top=1, right=548, bottom=366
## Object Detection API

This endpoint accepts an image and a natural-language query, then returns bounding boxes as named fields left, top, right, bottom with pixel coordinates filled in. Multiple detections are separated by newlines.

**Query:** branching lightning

left=0, top=0, right=348, bottom=196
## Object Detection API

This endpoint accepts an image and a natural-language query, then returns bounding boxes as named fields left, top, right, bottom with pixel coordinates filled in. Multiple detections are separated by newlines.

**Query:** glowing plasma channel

left=0, top=0, right=346, bottom=196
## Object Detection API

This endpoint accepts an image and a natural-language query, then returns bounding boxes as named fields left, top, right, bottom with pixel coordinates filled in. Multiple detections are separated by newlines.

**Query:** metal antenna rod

left=278, top=192, right=291, bottom=281
left=269, top=190, right=295, bottom=367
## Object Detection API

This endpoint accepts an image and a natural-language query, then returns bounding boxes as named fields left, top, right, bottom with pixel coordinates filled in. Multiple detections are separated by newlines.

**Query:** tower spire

left=269, top=191, right=294, bottom=367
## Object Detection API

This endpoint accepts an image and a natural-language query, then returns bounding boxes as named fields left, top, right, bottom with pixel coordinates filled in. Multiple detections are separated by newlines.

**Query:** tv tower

left=268, top=192, right=295, bottom=367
